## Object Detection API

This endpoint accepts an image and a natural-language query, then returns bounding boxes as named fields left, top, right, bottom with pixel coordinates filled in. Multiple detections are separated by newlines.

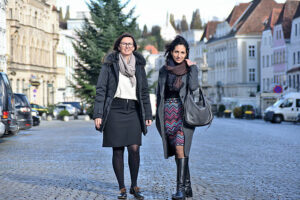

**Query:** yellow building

left=6, top=0, right=60, bottom=106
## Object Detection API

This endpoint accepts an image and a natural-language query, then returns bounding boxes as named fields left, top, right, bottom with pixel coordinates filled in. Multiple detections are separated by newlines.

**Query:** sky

left=56, top=0, right=286, bottom=29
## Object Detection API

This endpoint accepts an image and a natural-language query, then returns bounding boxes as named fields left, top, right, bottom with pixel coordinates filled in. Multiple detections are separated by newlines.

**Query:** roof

left=276, top=1, right=300, bottom=39
left=294, top=2, right=300, bottom=19
left=264, top=6, right=284, bottom=31
left=200, top=21, right=221, bottom=41
left=144, top=45, right=159, bottom=54
left=226, top=3, right=250, bottom=26
left=205, top=0, right=285, bottom=44
left=235, top=0, right=280, bottom=35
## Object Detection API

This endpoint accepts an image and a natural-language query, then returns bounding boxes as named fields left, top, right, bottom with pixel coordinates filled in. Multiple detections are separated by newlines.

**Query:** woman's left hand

left=145, top=120, right=152, bottom=126
left=185, top=59, right=196, bottom=67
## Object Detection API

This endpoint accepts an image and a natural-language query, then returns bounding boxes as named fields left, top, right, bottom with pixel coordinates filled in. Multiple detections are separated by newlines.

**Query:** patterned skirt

left=164, top=98, right=184, bottom=147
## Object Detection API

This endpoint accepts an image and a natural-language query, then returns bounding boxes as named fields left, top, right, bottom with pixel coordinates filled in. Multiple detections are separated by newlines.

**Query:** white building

left=160, top=13, right=177, bottom=42
left=56, top=29, right=78, bottom=103
left=288, top=5, right=300, bottom=92
left=204, top=0, right=282, bottom=111
left=0, top=0, right=7, bottom=72
left=260, top=7, right=283, bottom=113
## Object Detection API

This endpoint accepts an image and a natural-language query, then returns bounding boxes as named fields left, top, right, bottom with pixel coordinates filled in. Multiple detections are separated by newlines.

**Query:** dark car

left=0, top=72, right=19, bottom=135
left=14, top=93, right=32, bottom=130
left=31, top=109, right=40, bottom=126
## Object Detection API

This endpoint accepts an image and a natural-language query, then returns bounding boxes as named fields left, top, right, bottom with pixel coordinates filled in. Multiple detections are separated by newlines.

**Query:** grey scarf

left=118, top=53, right=136, bottom=87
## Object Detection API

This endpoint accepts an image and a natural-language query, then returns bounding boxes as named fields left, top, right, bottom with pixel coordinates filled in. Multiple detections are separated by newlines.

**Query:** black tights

left=112, top=144, right=140, bottom=189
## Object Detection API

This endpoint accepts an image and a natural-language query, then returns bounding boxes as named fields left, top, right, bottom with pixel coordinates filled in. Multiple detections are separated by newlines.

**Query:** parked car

left=264, top=92, right=300, bottom=123
left=31, top=109, right=40, bottom=126
left=30, top=103, right=48, bottom=117
left=53, top=104, right=78, bottom=119
left=149, top=94, right=156, bottom=118
left=14, top=93, right=32, bottom=130
left=0, top=72, right=19, bottom=135
left=0, top=121, right=5, bottom=137
left=0, top=108, right=5, bottom=137
left=60, top=102, right=81, bottom=115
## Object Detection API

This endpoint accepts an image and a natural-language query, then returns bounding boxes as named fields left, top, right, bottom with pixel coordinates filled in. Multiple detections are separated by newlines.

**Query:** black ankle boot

left=185, top=164, right=193, bottom=198
left=130, top=186, right=144, bottom=200
left=118, top=188, right=127, bottom=199
left=172, top=157, right=188, bottom=200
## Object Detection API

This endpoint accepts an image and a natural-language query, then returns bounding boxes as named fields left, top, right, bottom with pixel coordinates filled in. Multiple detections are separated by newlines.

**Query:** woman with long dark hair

left=94, top=33, right=152, bottom=200
left=155, top=35, right=199, bottom=200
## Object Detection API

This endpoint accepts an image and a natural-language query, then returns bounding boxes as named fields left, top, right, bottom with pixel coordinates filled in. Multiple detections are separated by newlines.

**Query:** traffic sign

left=273, top=85, right=283, bottom=93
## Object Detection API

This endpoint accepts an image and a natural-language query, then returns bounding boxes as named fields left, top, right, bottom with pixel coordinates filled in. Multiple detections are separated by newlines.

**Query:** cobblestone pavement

left=0, top=118, right=299, bottom=200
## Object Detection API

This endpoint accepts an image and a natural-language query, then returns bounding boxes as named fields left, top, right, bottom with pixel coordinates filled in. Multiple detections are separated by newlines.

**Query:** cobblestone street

left=0, top=118, right=299, bottom=200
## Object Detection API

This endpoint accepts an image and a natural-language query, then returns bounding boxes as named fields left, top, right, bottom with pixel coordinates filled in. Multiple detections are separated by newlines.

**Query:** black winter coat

left=93, top=51, right=152, bottom=135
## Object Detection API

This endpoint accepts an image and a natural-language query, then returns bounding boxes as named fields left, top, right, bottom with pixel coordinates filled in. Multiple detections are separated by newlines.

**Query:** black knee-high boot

left=185, top=163, right=193, bottom=198
left=172, top=157, right=188, bottom=200
left=175, top=158, right=193, bottom=198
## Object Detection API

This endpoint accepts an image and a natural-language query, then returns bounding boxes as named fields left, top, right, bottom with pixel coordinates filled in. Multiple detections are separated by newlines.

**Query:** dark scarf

left=165, top=58, right=188, bottom=91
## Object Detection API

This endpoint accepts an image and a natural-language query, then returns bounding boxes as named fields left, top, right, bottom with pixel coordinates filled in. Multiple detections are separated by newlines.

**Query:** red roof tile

left=236, top=0, right=282, bottom=35
left=144, top=45, right=159, bottom=54
left=276, top=1, right=300, bottom=39
left=200, top=21, right=221, bottom=41
left=264, top=6, right=284, bottom=32
left=226, top=3, right=250, bottom=27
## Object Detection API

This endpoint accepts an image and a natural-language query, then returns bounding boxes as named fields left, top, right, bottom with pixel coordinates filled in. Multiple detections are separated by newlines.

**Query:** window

left=297, top=75, right=300, bottom=90
left=249, top=45, right=255, bottom=58
left=293, top=75, right=296, bottom=88
left=283, top=99, right=293, bottom=107
left=296, top=24, right=298, bottom=36
left=249, top=68, right=255, bottom=82
left=296, top=99, right=300, bottom=108
left=289, top=75, right=292, bottom=87
left=262, top=56, right=265, bottom=68
left=263, top=79, right=265, bottom=91
left=267, top=55, right=270, bottom=67
left=294, top=52, right=296, bottom=65
left=267, top=78, right=270, bottom=91
left=298, top=51, right=300, bottom=64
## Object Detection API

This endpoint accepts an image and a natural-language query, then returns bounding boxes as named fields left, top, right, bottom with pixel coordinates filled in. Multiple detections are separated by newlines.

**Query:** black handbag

left=184, top=87, right=213, bottom=127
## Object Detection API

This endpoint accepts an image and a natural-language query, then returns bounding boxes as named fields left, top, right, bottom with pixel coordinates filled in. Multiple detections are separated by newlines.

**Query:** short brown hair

left=113, top=33, right=137, bottom=52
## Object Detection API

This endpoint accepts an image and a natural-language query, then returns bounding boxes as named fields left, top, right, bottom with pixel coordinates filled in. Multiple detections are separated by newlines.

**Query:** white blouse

left=114, top=72, right=137, bottom=100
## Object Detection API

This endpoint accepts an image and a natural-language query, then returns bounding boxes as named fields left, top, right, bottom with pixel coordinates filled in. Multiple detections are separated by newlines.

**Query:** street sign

left=47, top=84, right=53, bottom=87
left=273, top=85, right=283, bottom=93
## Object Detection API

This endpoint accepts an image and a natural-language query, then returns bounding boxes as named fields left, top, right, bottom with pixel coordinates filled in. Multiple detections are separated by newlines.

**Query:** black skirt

left=102, top=98, right=142, bottom=147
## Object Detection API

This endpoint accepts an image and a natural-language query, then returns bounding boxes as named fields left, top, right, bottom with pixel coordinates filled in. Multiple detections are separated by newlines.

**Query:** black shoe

left=172, top=157, right=188, bottom=200
left=118, top=188, right=127, bottom=199
left=185, top=163, right=193, bottom=198
left=130, top=186, right=144, bottom=200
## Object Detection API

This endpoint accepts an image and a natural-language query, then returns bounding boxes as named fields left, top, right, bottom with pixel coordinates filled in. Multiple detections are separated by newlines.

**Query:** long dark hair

left=164, top=35, right=189, bottom=60
left=113, top=33, right=137, bottom=52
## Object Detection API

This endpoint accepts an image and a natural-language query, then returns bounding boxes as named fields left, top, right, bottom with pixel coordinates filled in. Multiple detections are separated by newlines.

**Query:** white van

left=264, top=92, right=300, bottom=123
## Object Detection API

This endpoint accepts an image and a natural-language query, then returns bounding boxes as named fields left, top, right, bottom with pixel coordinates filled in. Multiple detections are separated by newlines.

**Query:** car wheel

left=273, top=115, right=282, bottom=123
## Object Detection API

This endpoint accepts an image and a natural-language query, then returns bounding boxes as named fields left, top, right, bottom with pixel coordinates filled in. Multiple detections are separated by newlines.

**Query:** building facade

left=288, top=5, right=300, bottom=92
left=6, top=0, right=59, bottom=106
left=0, top=0, right=7, bottom=72
left=204, top=0, right=281, bottom=111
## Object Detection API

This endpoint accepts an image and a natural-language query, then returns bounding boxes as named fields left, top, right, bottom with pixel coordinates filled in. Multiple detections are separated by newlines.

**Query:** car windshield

left=62, top=102, right=80, bottom=109
left=15, top=94, right=30, bottom=107
left=273, top=99, right=284, bottom=107
left=57, top=106, right=66, bottom=109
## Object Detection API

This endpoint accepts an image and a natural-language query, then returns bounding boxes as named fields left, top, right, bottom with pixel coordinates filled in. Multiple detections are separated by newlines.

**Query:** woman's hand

left=185, top=59, right=196, bottom=67
left=145, top=120, right=152, bottom=126
left=94, top=118, right=102, bottom=129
